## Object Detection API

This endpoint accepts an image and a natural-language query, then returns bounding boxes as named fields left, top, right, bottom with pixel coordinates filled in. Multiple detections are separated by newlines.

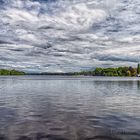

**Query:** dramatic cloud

left=0, top=0, right=140, bottom=72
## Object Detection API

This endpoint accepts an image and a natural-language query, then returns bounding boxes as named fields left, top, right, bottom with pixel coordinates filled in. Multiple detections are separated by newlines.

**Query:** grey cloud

left=0, top=0, right=139, bottom=72
left=0, top=40, right=13, bottom=44
left=97, top=55, right=139, bottom=63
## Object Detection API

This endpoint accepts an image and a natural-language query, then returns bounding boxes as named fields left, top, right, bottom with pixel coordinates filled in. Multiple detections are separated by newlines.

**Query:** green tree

left=0, top=69, right=25, bottom=75
left=129, top=67, right=136, bottom=76
left=126, top=70, right=131, bottom=77
left=94, top=68, right=103, bottom=76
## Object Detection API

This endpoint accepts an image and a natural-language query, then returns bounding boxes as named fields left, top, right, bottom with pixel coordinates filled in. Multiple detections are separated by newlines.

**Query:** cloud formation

left=0, top=0, right=140, bottom=72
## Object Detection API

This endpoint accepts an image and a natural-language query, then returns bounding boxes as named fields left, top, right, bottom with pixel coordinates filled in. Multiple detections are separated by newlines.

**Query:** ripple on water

left=0, top=76, right=140, bottom=140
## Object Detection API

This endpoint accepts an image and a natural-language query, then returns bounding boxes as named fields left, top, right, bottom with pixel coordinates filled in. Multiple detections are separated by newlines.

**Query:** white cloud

left=0, top=0, right=140, bottom=72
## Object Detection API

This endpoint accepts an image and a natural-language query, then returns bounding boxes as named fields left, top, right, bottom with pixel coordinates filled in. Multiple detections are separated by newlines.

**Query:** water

left=0, top=76, right=140, bottom=140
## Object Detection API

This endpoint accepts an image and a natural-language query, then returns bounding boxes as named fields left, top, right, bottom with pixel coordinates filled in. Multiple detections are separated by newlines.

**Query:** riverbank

left=30, top=66, right=140, bottom=77
left=0, top=65, right=140, bottom=77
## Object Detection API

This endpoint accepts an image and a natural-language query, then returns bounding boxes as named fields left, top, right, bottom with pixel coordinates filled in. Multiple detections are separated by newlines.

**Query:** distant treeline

left=0, top=69, right=25, bottom=75
left=74, top=66, right=139, bottom=77
left=0, top=65, right=140, bottom=76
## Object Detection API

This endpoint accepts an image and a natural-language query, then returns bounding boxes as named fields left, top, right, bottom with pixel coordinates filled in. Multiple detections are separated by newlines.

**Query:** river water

left=0, top=76, right=140, bottom=140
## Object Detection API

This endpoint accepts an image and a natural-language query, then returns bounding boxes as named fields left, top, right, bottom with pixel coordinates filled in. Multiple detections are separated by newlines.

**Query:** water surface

left=0, top=76, right=140, bottom=140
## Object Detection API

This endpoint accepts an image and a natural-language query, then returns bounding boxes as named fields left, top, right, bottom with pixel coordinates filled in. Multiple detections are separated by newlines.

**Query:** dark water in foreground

left=0, top=76, right=140, bottom=140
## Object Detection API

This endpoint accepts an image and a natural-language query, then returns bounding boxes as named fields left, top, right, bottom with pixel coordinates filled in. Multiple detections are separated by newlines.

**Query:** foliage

left=75, top=66, right=138, bottom=77
left=0, top=69, right=25, bottom=75
left=0, top=65, right=140, bottom=77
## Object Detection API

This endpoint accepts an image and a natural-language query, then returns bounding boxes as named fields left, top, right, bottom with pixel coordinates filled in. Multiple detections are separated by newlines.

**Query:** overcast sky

left=0, top=0, right=140, bottom=72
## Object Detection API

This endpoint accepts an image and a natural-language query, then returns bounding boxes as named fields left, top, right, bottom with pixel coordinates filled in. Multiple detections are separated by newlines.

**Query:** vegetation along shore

left=0, top=64, right=140, bottom=77
left=0, top=69, right=25, bottom=75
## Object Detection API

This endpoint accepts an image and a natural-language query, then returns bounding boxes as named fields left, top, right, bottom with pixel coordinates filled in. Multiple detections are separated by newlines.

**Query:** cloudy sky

left=0, top=0, right=140, bottom=72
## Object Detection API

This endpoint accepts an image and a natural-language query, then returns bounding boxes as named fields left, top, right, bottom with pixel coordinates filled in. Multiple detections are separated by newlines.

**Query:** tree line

left=0, top=64, right=140, bottom=76
left=74, top=66, right=140, bottom=77
left=0, top=69, right=25, bottom=75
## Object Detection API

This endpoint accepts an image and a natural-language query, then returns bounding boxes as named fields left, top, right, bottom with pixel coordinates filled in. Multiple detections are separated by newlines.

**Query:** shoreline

left=0, top=65, right=140, bottom=77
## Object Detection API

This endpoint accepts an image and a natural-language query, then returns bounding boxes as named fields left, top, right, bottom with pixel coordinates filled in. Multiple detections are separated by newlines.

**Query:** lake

left=0, top=76, right=140, bottom=140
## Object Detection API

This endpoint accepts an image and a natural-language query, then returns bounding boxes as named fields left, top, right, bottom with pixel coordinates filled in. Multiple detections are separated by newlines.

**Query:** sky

left=0, top=0, right=140, bottom=72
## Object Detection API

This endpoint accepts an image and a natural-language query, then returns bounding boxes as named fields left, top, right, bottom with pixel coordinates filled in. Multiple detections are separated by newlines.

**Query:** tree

left=129, top=67, right=136, bottom=76
left=137, top=64, right=140, bottom=74
left=94, top=68, right=103, bottom=76
left=126, top=70, right=131, bottom=77
left=0, top=69, right=25, bottom=75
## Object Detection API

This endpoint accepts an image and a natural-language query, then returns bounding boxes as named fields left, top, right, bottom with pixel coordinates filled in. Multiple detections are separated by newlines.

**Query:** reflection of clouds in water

left=0, top=0, right=140, bottom=72
left=0, top=107, right=17, bottom=126
left=0, top=77, right=140, bottom=139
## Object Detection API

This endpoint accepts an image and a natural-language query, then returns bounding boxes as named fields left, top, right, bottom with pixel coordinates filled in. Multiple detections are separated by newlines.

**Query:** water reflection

left=137, top=80, right=140, bottom=89
left=0, top=76, right=140, bottom=140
